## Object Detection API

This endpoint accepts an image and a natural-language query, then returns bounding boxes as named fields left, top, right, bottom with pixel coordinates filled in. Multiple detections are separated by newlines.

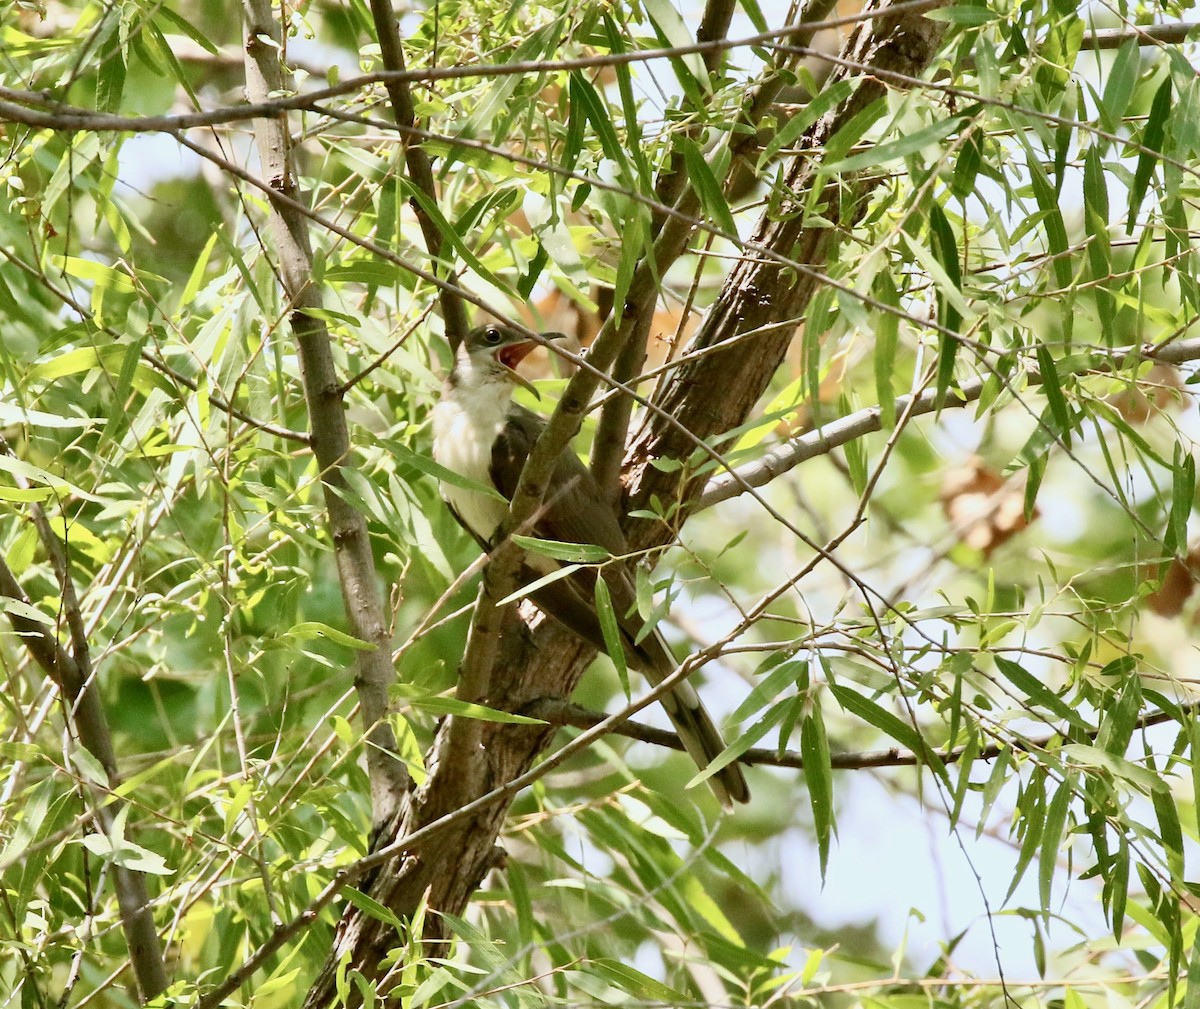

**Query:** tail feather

left=633, top=630, right=751, bottom=809
left=527, top=564, right=751, bottom=807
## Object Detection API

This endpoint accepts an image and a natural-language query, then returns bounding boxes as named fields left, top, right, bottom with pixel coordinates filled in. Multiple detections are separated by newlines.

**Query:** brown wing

left=490, top=407, right=750, bottom=807
left=491, top=406, right=628, bottom=555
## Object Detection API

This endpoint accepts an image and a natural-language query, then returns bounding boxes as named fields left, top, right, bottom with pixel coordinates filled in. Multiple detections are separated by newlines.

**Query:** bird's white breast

left=431, top=383, right=512, bottom=542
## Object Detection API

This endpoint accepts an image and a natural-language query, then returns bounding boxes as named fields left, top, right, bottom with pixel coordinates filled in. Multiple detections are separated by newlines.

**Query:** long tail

left=632, top=630, right=751, bottom=809
left=526, top=565, right=750, bottom=807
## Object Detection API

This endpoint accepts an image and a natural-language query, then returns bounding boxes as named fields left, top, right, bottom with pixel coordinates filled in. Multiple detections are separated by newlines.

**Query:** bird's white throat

left=431, top=371, right=515, bottom=542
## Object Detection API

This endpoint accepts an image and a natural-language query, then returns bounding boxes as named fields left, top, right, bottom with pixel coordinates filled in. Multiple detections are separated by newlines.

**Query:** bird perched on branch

left=431, top=323, right=750, bottom=808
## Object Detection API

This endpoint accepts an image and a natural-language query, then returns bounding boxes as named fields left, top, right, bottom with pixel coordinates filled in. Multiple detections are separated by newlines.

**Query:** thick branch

left=367, top=0, right=469, bottom=346
left=241, top=0, right=407, bottom=819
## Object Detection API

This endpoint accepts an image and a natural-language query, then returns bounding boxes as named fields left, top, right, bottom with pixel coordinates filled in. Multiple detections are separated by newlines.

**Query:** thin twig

left=697, top=335, right=1200, bottom=509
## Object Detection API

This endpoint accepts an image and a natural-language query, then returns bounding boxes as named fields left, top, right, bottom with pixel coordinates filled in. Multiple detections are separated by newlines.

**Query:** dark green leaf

left=994, top=656, right=1086, bottom=729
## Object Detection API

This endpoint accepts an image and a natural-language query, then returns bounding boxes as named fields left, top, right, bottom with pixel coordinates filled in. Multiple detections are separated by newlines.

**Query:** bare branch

left=241, top=0, right=407, bottom=818
left=696, top=336, right=1200, bottom=510
left=367, top=0, right=469, bottom=346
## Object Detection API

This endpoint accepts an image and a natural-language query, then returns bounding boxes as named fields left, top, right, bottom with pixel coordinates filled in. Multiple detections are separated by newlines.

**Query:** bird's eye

left=483, top=327, right=502, bottom=345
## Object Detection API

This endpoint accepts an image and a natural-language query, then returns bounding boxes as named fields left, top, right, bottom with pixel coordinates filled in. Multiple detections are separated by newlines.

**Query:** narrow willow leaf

left=285, top=622, right=373, bottom=650
left=822, top=115, right=961, bottom=173
left=401, top=694, right=546, bottom=725
left=1006, top=770, right=1046, bottom=902
left=512, top=535, right=611, bottom=564
left=1127, top=77, right=1172, bottom=234
left=1025, top=151, right=1072, bottom=290
left=399, top=180, right=512, bottom=294
left=801, top=706, right=835, bottom=879
left=703, top=701, right=790, bottom=773
left=1184, top=925, right=1200, bottom=1009
left=1096, top=676, right=1141, bottom=755
left=602, top=16, right=654, bottom=187
left=589, top=959, right=691, bottom=1005
left=342, top=887, right=405, bottom=930
left=1061, top=744, right=1167, bottom=795
left=387, top=441, right=506, bottom=501
left=731, top=658, right=808, bottom=722
left=156, top=5, right=221, bottom=55
left=951, top=131, right=983, bottom=199
left=928, top=203, right=963, bottom=407
left=1102, top=40, right=1140, bottom=130
left=1035, top=344, right=1072, bottom=448
left=1110, top=832, right=1129, bottom=941
left=874, top=271, right=900, bottom=428
left=1165, top=446, right=1196, bottom=556
left=1039, top=778, right=1071, bottom=916
left=828, top=684, right=943, bottom=776
left=643, top=0, right=707, bottom=101
left=757, top=79, right=854, bottom=169
left=497, top=563, right=584, bottom=605
left=681, top=139, right=737, bottom=236
left=1036, top=15, right=1082, bottom=98
left=593, top=577, right=629, bottom=696
left=994, top=656, right=1086, bottom=729
left=1152, top=787, right=1184, bottom=882
left=569, top=72, right=630, bottom=174
left=950, top=733, right=980, bottom=826
left=97, top=48, right=126, bottom=114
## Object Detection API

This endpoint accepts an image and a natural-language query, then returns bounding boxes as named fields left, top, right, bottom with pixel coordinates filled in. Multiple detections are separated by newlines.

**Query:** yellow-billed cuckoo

left=431, top=323, right=750, bottom=807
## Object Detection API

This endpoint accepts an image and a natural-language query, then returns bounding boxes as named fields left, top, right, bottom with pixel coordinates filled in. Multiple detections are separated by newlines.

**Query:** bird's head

left=453, top=324, right=568, bottom=396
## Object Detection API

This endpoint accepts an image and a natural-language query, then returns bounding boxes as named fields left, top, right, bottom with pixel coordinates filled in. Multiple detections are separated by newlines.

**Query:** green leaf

left=511, top=535, right=611, bottom=564
left=399, top=693, right=545, bottom=724
left=874, top=270, right=900, bottom=428
left=342, top=887, right=405, bottom=930
left=569, top=72, right=630, bottom=175
left=496, top=562, right=585, bottom=605
left=387, top=441, right=506, bottom=501
left=398, top=179, right=513, bottom=295
left=925, top=5, right=999, bottom=23
left=828, top=684, right=943, bottom=777
left=822, top=114, right=961, bottom=173
left=757, top=80, right=854, bottom=169
left=1035, top=344, right=1072, bottom=448
left=97, top=48, right=126, bottom=114
left=732, top=657, right=808, bottom=722
left=1110, top=832, right=1129, bottom=942
left=801, top=705, right=835, bottom=878
left=994, top=656, right=1086, bottom=729
left=1061, top=744, right=1168, bottom=795
left=1165, top=445, right=1196, bottom=557
left=283, top=622, right=374, bottom=650
left=1127, top=77, right=1172, bottom=234
left=1039, top=778, right=1071, bottom=916
left=642, top=0, right=708, bottom=101
left=1101, top=40, right=1140, bottom=131
left=1024, top=149, right=1072, bottom=289
left=681, top=139, right=737, bottom=236
left=588, top=959, right=690, bottom=1004
left=155, top=6, right=220, bottom=54
left=1152, top=786, right=1184, bottom=882
left=594, top=577, right=629, bottom=696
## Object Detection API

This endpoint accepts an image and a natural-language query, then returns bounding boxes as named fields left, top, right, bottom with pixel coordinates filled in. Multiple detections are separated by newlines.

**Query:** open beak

left=495, top=340, right=539, bottom=395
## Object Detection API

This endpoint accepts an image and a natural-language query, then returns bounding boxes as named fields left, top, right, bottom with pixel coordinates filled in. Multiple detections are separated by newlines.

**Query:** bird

left=431, top=322, right=750, bottom=808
